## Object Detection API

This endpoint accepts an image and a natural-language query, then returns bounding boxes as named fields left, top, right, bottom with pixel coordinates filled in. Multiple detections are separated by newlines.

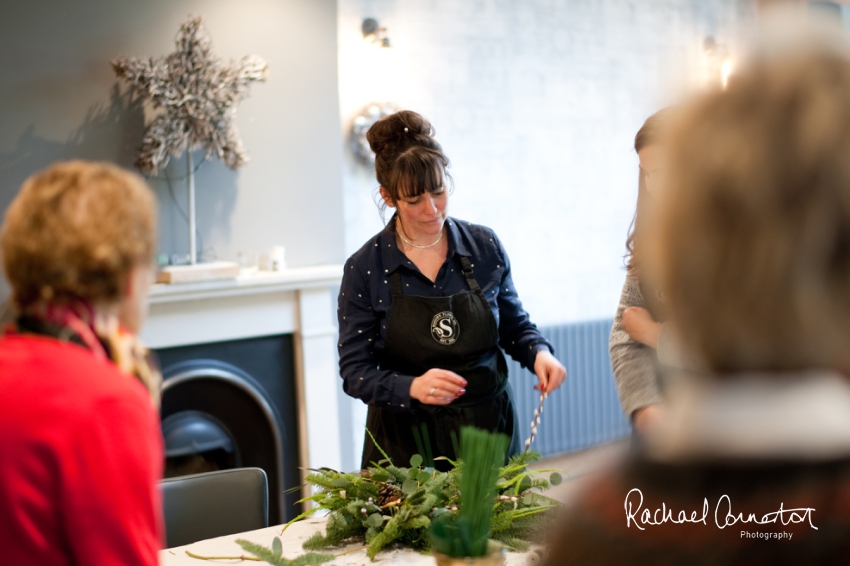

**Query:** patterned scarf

left=2, top=301, right=162, bottom=407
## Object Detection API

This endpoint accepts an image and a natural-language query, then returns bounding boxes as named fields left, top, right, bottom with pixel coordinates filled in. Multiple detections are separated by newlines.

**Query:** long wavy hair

left=625, top=108, right=673, bottom=275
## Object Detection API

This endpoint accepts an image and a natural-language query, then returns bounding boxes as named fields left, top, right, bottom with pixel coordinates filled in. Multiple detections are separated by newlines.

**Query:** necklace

left=397, top=222, right=444, bottom=249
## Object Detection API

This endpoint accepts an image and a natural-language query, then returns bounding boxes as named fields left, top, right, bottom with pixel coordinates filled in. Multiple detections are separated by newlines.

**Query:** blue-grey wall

left=0, top=0, right=345, bottom=301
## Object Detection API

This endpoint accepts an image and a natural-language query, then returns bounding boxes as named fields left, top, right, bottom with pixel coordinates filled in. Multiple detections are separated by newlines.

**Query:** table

left=160, top=517, right=534, bottom=565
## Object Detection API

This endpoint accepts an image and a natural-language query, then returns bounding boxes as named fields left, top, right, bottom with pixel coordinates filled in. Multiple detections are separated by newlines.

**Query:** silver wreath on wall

left=350, top=102, right=399, bottom=165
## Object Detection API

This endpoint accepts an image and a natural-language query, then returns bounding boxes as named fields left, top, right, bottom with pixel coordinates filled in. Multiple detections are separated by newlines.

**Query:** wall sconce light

left=362, top=18, right=391, bottom=48
left=350, top=102, right=399, bottom=165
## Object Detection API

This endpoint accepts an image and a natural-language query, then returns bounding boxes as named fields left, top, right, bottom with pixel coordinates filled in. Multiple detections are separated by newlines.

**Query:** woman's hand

left=410, top=369, right=467, bottom=405
left=533, top=350, right=567, bottom=393
left=632, top=404, right=666, bottom=434
left=622, top=307, right=661, bottom=348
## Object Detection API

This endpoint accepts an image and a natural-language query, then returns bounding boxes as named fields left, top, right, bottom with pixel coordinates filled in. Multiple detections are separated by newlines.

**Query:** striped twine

left=524, top=392, right=548, bottom=451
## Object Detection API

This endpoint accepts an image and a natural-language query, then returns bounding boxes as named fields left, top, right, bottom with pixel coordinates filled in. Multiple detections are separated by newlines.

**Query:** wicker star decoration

left=111, top=16, right=269, bottom=176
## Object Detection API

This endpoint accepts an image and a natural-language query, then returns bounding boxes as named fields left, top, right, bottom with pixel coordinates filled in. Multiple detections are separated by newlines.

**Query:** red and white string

left=524, top=392, right=548, bottom=451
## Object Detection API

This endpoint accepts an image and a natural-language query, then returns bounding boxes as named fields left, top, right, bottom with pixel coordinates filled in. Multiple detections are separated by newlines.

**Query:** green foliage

left=430, top=428, right=510, bottom=558
left=367, top=513, right=384, bottom=528
left=365, top=428, right=392, bottom=463
left=235, top=538, right=334, bottom=566
left=301, top=531, right=328, bottom=551
left=367, top=513, right=403, bottom=559
left=290, top=431, right=562, bottom=561
left=491, top=535, right=531, bottom=552
left=386, top=465, right=409, bottom=483
left=301, top=512, right=362, bottom=550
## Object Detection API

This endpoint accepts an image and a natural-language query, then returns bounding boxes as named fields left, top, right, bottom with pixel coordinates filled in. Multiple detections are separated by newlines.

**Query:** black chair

left=160, top=467, right=269, bottom=547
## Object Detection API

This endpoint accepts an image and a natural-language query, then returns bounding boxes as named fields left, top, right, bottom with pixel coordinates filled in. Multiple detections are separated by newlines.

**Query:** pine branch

left=185, top=550, right=261, bottom=561
left=367, top=514, right=404, bottom=559
left=235, top=539, right=333, bottom=566
left=303, top=472, right=338, bottom=492
left=301, top=532, right=330, bottom=551
left=386, top=465, right=409, bottom=484
left=302, top=511, right=364, bottom=550
left=501, top=451, right=542, bottom=475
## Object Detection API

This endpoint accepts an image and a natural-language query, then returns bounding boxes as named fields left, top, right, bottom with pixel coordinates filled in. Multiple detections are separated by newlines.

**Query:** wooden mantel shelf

left=148, top=264, right=343, bottom=304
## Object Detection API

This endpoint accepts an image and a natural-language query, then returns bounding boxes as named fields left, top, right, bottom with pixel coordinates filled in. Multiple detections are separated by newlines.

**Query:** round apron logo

left=431, top=311, right=460, bottom=345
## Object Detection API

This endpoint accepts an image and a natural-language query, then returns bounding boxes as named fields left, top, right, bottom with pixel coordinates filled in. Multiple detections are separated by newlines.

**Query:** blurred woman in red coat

left=0, top=161, right=163, bottom=566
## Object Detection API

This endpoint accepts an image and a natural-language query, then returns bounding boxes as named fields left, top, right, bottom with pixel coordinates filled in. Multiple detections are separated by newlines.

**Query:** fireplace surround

left=140, top=265, right=343, bottom=524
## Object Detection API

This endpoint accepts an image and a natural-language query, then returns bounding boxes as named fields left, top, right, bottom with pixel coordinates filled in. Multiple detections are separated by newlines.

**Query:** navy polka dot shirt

left=338, top=216, right=553, bottom=413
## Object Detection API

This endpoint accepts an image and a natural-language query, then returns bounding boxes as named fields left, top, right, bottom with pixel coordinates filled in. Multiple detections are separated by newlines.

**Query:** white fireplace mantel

left=140, top=264, right=345, bottom=479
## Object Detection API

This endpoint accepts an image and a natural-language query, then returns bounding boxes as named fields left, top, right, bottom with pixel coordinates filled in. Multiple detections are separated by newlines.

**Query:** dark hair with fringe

left=366, top=110, right=453, bottom=224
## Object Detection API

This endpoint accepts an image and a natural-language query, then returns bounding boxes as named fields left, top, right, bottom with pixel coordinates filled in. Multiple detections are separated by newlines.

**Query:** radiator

left=506, top=318, right=630, bottom=457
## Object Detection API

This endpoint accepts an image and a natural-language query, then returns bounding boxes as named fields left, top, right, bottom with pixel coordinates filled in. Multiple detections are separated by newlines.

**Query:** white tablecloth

left=160, top=517, right=532, bottom=565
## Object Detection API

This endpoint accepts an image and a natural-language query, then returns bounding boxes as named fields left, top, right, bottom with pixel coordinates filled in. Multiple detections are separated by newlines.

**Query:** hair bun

left=366, top=110, right=434, bottom=155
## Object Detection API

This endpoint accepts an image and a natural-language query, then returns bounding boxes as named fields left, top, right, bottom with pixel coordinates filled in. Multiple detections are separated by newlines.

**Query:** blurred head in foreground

left=1, top=160, right=156, bottom=332
left=544, top=38, right=850, bottom=566
left=1, top=160, right=160, bottom=399
left=645, top=44, right=850, bottom=376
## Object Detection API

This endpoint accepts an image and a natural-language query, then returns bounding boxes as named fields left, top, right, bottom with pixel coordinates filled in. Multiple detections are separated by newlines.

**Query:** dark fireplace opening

left=154, top=334, right=301, bottom=524
left=162, top=410, right=239, bottom=477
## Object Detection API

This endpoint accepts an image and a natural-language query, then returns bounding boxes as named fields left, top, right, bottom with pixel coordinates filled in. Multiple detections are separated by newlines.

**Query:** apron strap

left=389, top=270, right=404, bottom=297
left=459, top=256, right=481, bottom=292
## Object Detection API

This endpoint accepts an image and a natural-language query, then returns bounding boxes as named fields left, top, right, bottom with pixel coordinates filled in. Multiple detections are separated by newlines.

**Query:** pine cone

left=377, top=482, right=402, bottom=507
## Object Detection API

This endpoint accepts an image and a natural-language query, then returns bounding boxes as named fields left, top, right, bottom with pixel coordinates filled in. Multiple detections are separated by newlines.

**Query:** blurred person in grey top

left=609, top=109, right=676, bottom=434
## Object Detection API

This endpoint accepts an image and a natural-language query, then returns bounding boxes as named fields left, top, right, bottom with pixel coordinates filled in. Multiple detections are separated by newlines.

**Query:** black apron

left=361, top=256, right=520, bottom=470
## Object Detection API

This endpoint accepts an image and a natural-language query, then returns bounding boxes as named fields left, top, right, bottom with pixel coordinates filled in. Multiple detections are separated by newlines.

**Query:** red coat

left=0, top=334, right=164, bottom=565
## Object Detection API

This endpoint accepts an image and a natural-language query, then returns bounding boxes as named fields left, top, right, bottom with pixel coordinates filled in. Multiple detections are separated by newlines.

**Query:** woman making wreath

left=338, top=110, right=566, bottom=469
